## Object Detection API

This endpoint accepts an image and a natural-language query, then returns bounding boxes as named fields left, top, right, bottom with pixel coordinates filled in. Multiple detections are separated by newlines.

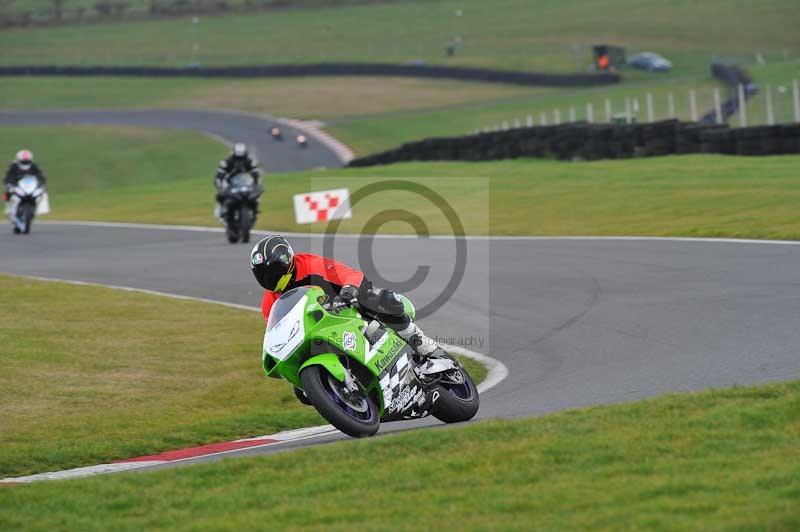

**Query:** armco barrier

left=348, top=120, right=800, bottom=167
left=0, top=63, right=620, bottom=87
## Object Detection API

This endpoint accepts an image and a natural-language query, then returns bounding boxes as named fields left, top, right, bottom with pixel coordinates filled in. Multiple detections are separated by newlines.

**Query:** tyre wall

left=349, top=120, right=800, bottom=166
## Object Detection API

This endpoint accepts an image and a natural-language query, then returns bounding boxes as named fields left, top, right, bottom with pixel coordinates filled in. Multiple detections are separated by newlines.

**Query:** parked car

left=628, top=52, right=672, bottom=72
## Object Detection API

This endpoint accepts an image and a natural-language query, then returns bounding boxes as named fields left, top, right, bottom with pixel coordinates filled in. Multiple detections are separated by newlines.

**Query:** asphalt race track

left=3, top=223, right=800, bottom=471
left=0, top=110, right=345, bottom=173
left=2, top=109, right=800, bottom=473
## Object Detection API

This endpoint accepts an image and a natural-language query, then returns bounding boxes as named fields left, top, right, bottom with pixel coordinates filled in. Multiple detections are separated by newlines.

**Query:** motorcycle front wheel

left=240, top=207, right=252, bottom=244
left=300, top=365, right=379, bottom=438
left=21, top=203, right=34, bottom=234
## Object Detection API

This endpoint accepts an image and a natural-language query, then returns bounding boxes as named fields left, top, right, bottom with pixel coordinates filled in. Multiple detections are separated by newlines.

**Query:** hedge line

left=349, top=120, right=800, bottom=166
left=0, top=63, right=620, bottom=87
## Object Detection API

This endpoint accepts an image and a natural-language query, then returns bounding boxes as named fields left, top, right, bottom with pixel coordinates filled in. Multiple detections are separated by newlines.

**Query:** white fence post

left=738, top=84, right=747, bottom=127
left=569, top=106, right=576, bottom=122
left=502, top=121, right=509, bottom=130
left=713, top=87, right=722, bottom=124
left=526, top=115, right=534, bottom=127
left=553, top=109, right=561, bottom=125
left=766, top=84, right=775, bottom=125
left=793, top=79, right=800, bottom=123
left=624, top=97, right=632, bottom=124
left=646, top=93, right=654, bottom=122
left=514, top=118, right=521, bottom=129
left=689, top=89, right=698, bottom=122
left=540, top=112, right=548, bottom=126
left=605, top=98, right=612, bottom=122
left=586, top=102, right=594, bottom=123
left=667, top=92, right=675, bottom=118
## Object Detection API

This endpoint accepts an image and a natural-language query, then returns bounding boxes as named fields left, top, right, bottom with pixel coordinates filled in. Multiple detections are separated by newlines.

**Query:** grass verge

left=5, top=125, right=800, bottom=240
left=0, top=76, right=535, bottom=122
left=0, top=0, right=795, bottom=72
left=0, top=274, right=487, bottom=478
left=2, top=380, right=797, bottom=530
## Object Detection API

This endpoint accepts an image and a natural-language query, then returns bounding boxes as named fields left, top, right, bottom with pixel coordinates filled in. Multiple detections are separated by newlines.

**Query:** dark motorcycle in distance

left=222, top=173, right=262, bottom=244
left=9, top=174, right=48, bottom=234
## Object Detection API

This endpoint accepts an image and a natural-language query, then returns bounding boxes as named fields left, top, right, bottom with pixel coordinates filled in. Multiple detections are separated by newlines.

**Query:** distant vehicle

left=628, top=52, right=672, bottom=72
left=296, top=135, right=308, bottom=148
left=271, top=127, right=283, bottom=140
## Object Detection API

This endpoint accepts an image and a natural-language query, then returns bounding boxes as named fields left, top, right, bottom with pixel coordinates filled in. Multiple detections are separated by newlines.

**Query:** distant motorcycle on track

left=221, top=173, right=262, bottom=244
left=7, top=174, right=48, bottom=234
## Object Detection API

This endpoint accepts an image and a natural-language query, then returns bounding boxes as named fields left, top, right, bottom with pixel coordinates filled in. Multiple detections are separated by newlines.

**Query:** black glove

left=340, top=284, right=358, bottom=302
left=334, top=284, right=359, bottom=307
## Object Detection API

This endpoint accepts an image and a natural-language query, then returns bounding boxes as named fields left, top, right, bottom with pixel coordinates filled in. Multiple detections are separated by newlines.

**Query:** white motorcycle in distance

left=7, top=175, right=49, bottom=234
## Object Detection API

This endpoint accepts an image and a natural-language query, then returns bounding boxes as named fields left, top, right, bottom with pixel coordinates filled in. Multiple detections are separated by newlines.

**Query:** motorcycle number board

left=293, top=188, right=352, bottom=224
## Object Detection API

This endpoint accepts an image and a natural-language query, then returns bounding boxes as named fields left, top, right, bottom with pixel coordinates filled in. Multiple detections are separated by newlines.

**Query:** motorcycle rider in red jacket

left=250, top=235, right=441, bottom=359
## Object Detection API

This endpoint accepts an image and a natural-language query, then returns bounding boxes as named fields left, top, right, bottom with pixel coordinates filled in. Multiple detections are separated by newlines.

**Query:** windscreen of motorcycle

left=18, top=175, right=39, bottom=194
left=264, top=287, right=311, bottom=361
left=230, top=173, right=255, bottom=188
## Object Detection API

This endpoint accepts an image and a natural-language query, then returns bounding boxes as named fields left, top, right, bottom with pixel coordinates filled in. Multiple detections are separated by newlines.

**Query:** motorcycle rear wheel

left=300, top=365, right=379, bottom=438
left=431, top=365, right=480, bottom=423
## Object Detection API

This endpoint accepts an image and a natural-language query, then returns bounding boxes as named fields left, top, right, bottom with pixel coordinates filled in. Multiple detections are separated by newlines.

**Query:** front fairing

left=13, top=175, right=44, bottom=201
left=261, top=286, right=434, bottom=419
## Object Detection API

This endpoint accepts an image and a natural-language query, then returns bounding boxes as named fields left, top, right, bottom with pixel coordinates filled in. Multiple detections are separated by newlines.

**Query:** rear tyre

left=300, top=365, right=379, bottom=438
left=431, top=365, right=480, bottom=424
left=240, top=207, right=252, bottom=244
left=21, top=203, right=34, bottom=234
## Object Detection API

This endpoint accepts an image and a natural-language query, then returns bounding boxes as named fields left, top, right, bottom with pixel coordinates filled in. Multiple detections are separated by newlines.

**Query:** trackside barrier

left=0, top=63, right=621, bottom=87
left=348, top=120, right=800, bottom=167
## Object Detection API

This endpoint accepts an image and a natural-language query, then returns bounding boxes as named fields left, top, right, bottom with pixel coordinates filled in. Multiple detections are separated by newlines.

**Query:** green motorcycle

left=262, top=285, right=480, bottom=437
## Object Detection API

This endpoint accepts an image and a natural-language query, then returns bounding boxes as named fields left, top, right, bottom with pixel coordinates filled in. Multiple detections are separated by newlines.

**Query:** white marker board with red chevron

left=293, top=188, right=352, bottom=224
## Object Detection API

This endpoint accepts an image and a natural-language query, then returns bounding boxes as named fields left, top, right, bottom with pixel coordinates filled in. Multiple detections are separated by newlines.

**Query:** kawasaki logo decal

left=374, top=339, right=403, bottom=372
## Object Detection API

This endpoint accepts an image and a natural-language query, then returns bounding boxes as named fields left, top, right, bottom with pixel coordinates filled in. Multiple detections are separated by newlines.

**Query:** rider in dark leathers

left=4, top=149, right=46, bottom=196
left=4, top=150, right=46, bottom=233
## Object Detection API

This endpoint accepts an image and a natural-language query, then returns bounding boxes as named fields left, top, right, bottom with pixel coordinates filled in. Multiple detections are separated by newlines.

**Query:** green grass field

left=0, top=274, right=487, bottom=478
left=0, top=273, right=321, bottom=477
left=0, top=76, right=536, bottom=121
left=0, top=0, right=796, bottom=72
left=5, top=124, right=800, bottom=240
left=2, top=379, right=797, bottom=530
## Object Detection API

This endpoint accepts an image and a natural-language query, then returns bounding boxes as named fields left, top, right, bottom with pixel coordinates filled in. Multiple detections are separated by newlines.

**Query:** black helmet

left=251, top=236, right=295, bottom=291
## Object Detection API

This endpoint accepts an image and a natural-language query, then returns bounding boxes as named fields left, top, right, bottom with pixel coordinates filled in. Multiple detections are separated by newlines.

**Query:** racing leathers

left=4, top=161, right=46, bottom=228
left=260, top=253, right=440, bottom=357
left=4, top=161, right=46, bottom=197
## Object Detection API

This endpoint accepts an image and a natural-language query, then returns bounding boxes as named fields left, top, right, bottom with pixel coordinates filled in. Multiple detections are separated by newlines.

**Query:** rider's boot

left=396, top=321, right=441, bottom=360
left=214, top=202, right=224, bottom=223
